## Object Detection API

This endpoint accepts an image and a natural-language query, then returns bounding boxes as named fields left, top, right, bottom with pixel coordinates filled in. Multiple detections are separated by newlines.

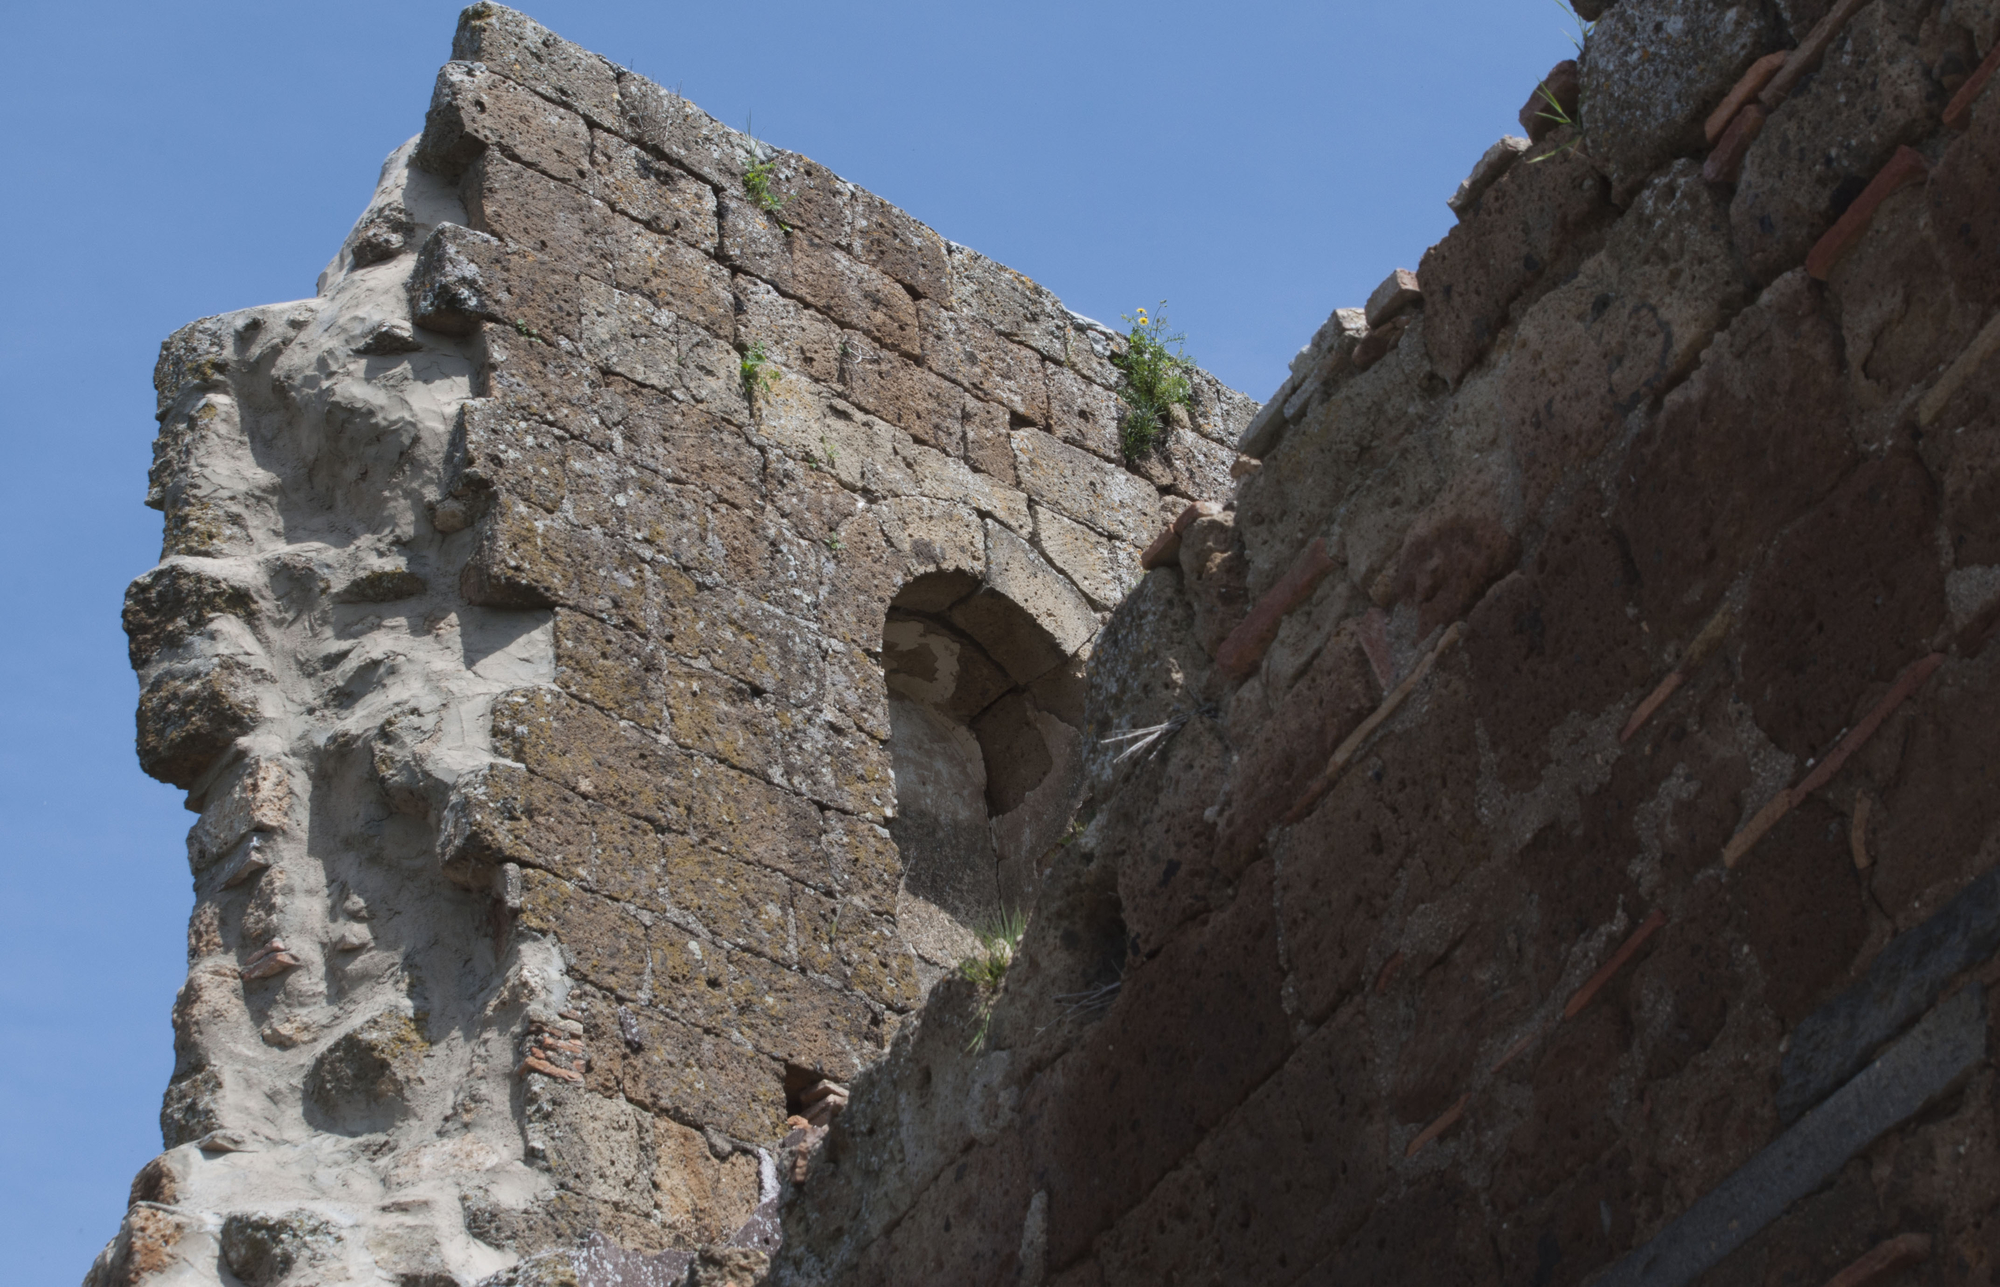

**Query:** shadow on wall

left=882, top=571, right=1088, bottom=965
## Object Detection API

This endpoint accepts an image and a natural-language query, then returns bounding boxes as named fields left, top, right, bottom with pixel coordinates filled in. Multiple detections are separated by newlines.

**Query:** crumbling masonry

left=93, top=1, right=2000, bottom=1285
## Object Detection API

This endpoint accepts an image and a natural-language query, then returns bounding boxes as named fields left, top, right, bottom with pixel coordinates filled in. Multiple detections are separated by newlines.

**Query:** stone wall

left=90, top=5, right=1250, bottom=1284
left=768, top=1, right=2000, bottom=1285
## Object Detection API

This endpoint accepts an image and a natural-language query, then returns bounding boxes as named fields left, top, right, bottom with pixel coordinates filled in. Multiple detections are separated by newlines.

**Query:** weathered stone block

left=219, top=1209, right=339, bottom=1287
left=304, top=1011, right=429, bottom=1131
left=1044, top=362, right=1127, bottom=463
left=519, top=868, right=655, bottom=1001
left=1009, top=430, right=1160, bottom=544
left=1497, top=159, right=1754, bottom=512
left=586, top=129, right=718, bottom=252
left=1615, top=270, right=1857, bottom=639
left=945, top=245, right=1069, bottom=369
left=578, top=279, right=747, bottom=421
left=452, top=2, right=623, bottom=126
left=837, top=328, right=971, bottom=454
left=1738, top=449, right=1946, bottom=757
left=1581, top=0, right=1782, bottom=200
left=136, top=658, right=262, bottom=790
left=493, top=687, right=691, bottom=831
left=1419, top=134, right=1615, bottom=382
left=919, top=302, right=1049, bottom=423
left=414, top=61, right=591, bottom=184
left=439, top=760, right=668, bottom=904
left=1731, top=2, right=1943, bottom=283
left=849, top=188, right=948, bottom=300
left=186, top=758, right=291, bottom=873
left=123, top=561, right=258, bottom=669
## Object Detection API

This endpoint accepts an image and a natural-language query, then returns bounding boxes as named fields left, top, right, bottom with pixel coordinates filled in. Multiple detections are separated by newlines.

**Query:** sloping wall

left=770, top=1, right=2000, bottom=1284
left=92, top=5, right=1250, bottom=1284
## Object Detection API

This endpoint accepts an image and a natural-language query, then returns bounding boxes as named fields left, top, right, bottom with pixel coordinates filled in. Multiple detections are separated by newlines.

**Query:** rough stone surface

left=99, top=5, right=2000, bottom=1287
left=99, top=8, right=1243, bottom=1285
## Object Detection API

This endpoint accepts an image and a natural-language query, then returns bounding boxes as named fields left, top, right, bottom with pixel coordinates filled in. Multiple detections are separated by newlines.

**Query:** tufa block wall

left=771, top=1, right=2000, bottom=1285
left=95, top=4, right=1251, bottom=1284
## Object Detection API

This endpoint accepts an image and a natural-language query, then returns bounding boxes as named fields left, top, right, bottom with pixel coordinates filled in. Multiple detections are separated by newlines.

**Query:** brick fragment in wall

left=1593, top=985, right=1987, bottom=1287
left=1448, top=135, right=1530, bottom=218
left=1731, top=3, right=1942, bottom=285
left=1581, top=0, right=1782, bottom=200
left=1214, top=537, right=1336, bottom=678
left=1419, top=133, right=1614, bottom=382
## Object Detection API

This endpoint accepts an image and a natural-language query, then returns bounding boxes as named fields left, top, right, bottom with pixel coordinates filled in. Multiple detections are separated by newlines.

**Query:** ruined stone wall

left=769, top=1, right=2000, bottom=1285
left=92, top=5, right=1251, bottom=1283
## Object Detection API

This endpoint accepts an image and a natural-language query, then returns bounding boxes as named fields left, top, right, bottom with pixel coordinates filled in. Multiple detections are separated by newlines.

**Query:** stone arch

left=882, top=558, right=1092, bottom=963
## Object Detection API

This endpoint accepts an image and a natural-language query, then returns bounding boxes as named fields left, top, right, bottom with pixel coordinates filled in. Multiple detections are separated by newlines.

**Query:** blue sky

left=0, top=1, right=1577, bottom=1279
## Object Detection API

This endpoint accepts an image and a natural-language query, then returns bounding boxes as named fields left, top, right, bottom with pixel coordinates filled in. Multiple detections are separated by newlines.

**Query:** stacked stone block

left=772, top=2, right=2000, bottom=1285
left=99, top=4, right=1250, bottom=1284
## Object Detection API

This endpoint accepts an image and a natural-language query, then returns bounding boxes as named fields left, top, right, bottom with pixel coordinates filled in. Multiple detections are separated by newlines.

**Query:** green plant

left=1112, top=303, right=1195, bottom=461
left=512, top=317, right=547, bottom=345
left=1528, top=0, right=1593, bottom=164
left=739, top=340, right=776, bottom=406
left=824, top=535, right=843, bottom=553
left=959, top=909, right=1027, bottom=1051
left=1552, top=0, right=1594, bottom=53
left=1526, top=83, right=1587, bottom=163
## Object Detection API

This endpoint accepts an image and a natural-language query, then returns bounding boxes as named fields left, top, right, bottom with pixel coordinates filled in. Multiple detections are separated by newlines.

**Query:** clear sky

left=0, top=1, right=1579, bottom=1279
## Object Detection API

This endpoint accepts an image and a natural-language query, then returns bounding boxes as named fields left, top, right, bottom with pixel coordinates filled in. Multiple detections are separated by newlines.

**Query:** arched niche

left=883, top=569, right=1088, bottom=963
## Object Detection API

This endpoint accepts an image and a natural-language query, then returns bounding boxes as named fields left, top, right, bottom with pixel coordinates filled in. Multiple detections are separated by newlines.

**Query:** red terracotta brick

left=1281, top=621, right=1464, bottom=825
left=1139, top=500, right=1219, bottom=570
left=1619, top=671, right=1685, bottom=744
left=1805, top=146, right=1929, bottom=280
left=1405, top=1093, right=1470, bottom=1157
left=1760, top=0, right=1872, bottom=109
left=1792, top=652, right=1945, bottom=797
left=1214, top=537, right=1337, bottom=677
left=1350, top=314, right=1410, bottom=372
left=1706, top=50, right=1788, bottom=145
left=1703, top=102, right=1767, bottom=184
left=1563, top=909, right=1666, bottom=1020
left=1945, top=39, right=2000, bottom=130
left=1822, top=1233, right=1930, bottom=1287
